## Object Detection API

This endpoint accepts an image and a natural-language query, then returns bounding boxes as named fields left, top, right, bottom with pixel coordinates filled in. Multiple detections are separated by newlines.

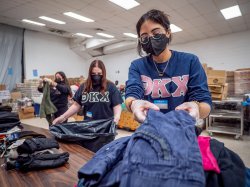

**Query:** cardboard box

left=208, top=77, right=227, bottom=85
left=234, top=70, right=250, bottom=81
left=207, top=70, right=227, bottom=85
left=21, top=106, right=35, bottom=114
left=18, top=106, right=35, bottom=119
left=11, top=92, right=22, bottom=101
left=208, top=84, right=224, bottom=93
left=211, top=83, right=228, bottom=100
left=208, top=70, right=227, bottom=77
left=118, top=111, right=139, bottom=131
left=0, top=84, right=6, bottom=91
left=18, top=111, right=35, bottom=119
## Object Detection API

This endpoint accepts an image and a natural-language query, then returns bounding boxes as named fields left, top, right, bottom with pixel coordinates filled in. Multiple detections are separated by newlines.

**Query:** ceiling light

left=108, top=0, right=140, bottom=10
left=22, top=19, right=45, bottom=26
left=170, top=24, right=182, bottom=33
left=39, top=16, right=65, bottom=24
left=63, top=12, right=94, bottom=22
left=75, top=33, right=93, bottom=38
left=220, top=5, right=242, bottom=20
left=97, top=32, right=114, bottom=38
left=123, top=33, right=137, bottom=38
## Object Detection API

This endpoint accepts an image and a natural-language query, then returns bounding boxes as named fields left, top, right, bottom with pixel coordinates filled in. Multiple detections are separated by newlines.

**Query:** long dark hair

left=136, top=9, right=172, bottom=56
left=84, top=60, right=108, bottom=94
left=55, top=71, right=72, bottom=97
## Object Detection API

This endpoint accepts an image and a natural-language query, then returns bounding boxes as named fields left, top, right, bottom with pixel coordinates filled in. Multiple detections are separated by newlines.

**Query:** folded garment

left=6, top=131, right=46, bottom=143
left=0, top=106, right=12, bottom=112
left=6, top=152, right=69, bottom=171
left=0, top=112, right=21, bottom=133
left=17, top=138, right=59, bottom=154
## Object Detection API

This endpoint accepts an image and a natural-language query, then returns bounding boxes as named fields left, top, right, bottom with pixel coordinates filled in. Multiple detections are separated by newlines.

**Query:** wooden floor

left=0, top=124, right=94, bottom=187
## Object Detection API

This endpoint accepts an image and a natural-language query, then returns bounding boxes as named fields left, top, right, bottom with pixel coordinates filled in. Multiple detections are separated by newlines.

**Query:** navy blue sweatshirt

left=125, top=50, right=212, bottom=113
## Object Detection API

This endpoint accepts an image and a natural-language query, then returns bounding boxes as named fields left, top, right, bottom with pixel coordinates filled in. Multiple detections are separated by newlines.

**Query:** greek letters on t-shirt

left=81, top=91, right=110, bottom=103
left=141, top=75, right=189, bottom=98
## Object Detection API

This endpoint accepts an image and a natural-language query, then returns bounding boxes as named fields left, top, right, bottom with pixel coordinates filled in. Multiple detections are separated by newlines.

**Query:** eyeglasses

left=139, top=33, right=164, bottom=44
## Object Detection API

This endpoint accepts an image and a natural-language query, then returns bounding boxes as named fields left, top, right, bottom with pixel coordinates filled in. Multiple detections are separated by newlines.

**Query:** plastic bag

left=50, top=118, right=117, bottom=152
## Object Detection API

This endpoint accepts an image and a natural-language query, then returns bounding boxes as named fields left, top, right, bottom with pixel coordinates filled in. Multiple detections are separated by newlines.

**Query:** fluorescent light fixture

left=39, top=16, right=65, bottom=24
left=170, top=24, right=182, bottom=33
left=96, top=32, right=114, bottom=38
left=63, top=12, right=94, bottom=22
left=123, top=33, right=137, bottom=38
left=22, top=19, right=45, bottom=26
left=75, top=33, right=93, bottom=38
left=108, top=0, right=140, bottom=10
left=220, top=5, right=242, bottom=20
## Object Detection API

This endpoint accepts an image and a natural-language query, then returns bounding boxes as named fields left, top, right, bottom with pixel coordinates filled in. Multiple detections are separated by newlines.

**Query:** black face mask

left=141, top=34, right=169, bottom=56
left=55, top=78, right=62, bottom=83
left=91, top=75, right=102, bottom=85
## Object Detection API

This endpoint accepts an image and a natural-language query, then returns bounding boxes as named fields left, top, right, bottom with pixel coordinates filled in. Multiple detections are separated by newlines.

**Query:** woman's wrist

left=60, top=115, right=67, bottom=121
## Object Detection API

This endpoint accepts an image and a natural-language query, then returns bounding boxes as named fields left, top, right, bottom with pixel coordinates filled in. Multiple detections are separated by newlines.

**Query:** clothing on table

left=198, top=136, right=220, bottom=174
left=0, top=111, right=21, bottom=133
left=205, top=139, right=246, bottom=187
left=125, top=50, right=212, bottom=113
left=78, top=110, right=205, bottom=187
left=73, top=82, right=123, bottom=120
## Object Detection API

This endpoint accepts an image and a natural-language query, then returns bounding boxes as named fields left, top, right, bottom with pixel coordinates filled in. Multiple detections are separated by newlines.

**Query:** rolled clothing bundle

left=6, top=151, right=69, bottom=171
left=17, top=138, right=59, bottom=154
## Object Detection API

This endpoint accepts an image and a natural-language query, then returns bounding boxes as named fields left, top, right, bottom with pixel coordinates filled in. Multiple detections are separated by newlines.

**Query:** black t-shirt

left=73, top=82, right=123, bottom=120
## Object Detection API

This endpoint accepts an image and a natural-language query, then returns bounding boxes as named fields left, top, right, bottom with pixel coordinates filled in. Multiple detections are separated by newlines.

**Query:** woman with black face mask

left=53, top=60, right=123, bottom=125
left=38, top=71, right=72, bottom=125
left=125, top=9, right=212, bottom=125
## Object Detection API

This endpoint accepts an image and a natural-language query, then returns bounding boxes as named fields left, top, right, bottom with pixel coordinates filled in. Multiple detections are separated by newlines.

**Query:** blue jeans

left=120, top=110, right=205, bottom=187
left=78, top=110, right=205, bottom=187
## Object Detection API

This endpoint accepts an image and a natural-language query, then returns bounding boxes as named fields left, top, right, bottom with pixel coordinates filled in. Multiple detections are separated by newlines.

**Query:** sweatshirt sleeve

left=186, top=55, right=212, bottom=107
left=56, top=84, right=70, bottom=95
left=125, top=61, right=145, bottom=99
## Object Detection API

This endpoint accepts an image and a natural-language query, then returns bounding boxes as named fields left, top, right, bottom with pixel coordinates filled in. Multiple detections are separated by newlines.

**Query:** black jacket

left=38, top=83, right=70, bottom=110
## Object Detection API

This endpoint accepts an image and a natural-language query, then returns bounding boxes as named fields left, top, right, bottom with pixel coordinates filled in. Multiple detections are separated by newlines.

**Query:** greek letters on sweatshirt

left=125, top=50, right=212, bottom=113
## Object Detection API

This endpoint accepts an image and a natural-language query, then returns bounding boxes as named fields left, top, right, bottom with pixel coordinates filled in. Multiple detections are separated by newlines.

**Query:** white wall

left=171, top=30, right=250, bottom=70
left=24, top=30, right=88, bottom=79
left=89, top=49, right=139, bottom=85
left=96, top=30, right=250, bottom=84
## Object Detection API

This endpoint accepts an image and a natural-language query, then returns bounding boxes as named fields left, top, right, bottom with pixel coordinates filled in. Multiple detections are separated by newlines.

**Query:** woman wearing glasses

left=125, top=9, right=211, bottom=123
left=53, top=59, right=123, bottom=124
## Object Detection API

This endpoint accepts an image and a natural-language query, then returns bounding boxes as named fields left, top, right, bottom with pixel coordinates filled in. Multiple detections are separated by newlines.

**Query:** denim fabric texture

left=120, top=110, right=205, bottom=187
left=78, top=110, right=205, bottom=187
left=78, top=136, right=130, bottom=186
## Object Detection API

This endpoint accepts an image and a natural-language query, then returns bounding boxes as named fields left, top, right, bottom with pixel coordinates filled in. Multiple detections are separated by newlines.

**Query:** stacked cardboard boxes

left=16, top=80, right=42, bottom=98
left=118, top=110, right=140, bottom=131
left=207, top=70, right=228, bottom=100
left=226, top=71, right=235, bottom=96
left=0, top=84, right=6, bottom=91
left=0, top=90, right=11, bottom=103
left=234, top=69, right=250, bottom=96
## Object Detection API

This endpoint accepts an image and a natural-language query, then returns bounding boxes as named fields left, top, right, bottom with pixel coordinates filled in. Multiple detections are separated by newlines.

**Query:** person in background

left=125, top=9, right=212, bottom=124
left=53, top=60, right=123, bottom=125
left=38, top=71, right=72, bottom=125
left=115, top=80, right=119, bottom=86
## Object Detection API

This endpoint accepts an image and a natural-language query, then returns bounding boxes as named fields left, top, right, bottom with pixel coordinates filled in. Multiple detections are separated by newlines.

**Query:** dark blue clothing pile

left=78, top=110, right=205, bottom=187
